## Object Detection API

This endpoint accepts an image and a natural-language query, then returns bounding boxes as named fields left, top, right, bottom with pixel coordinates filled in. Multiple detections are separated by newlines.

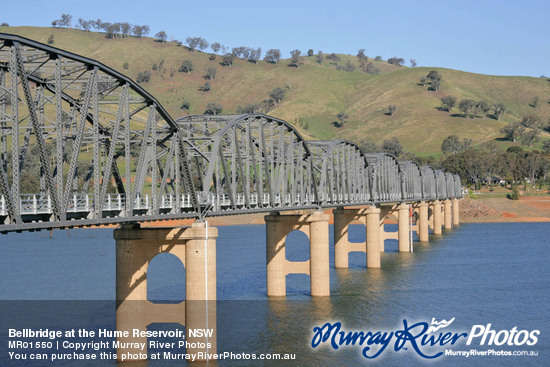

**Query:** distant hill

left=1, top=26, right=549, bottom=155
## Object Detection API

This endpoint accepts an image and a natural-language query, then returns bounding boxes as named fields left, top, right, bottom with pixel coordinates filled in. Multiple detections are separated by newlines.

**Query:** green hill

left=2, top=26, right=549, bottom=155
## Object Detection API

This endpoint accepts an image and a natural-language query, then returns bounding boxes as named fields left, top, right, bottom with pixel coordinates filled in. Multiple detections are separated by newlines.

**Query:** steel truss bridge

left=0, top=33, right=461, bottom=233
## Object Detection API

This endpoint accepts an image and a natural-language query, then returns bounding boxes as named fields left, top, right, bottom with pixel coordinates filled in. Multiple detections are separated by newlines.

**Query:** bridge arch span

left=435, top=170, right=448, bottom=200
left=398, top=160, right=423, bottom=202
left=365, top=153, right=403, bottom=202
left=307, top=140, right=372, bottom=205
left=176, top=114, right=317, bottom=213
left=420, top=166, right=438, bottom=201
left=0, top=32, right=197, bottom=229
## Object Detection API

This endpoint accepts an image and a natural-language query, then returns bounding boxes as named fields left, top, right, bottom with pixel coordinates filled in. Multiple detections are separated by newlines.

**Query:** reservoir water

left=0, top=222, right=549, bottom=366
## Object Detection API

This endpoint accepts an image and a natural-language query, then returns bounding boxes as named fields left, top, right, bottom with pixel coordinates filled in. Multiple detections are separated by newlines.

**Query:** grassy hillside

left=1, top=26, right=549, bottom=155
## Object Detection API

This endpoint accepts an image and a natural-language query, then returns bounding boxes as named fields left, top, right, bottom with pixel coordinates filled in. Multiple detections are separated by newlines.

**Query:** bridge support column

left=433, top=200, right=442, bottom=235
left=265, top=211, right=330, bottom=297
left=366, top=206, right=381, bottom=268
left=418, top=201, right=429, bottom=242
left=398, top=203, right=411, bottom=252
left=452, top=198, right=460, bottom=226
left=114, top=223, right=217, bottom=362
left=379, top=205, right=398, bottom=253
left=428, top=203, right=435, bottom=232
left=333, top=208, right=368, bottom=268
left=444, top=199, right=452, bottom=229
left=185, top=222, right=217, bottom=360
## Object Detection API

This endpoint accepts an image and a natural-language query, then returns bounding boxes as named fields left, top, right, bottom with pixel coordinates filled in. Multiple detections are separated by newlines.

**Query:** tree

left=78, top=18, right=89, bottom=31
left=326, top=53, right=340, bottom=62
left=248, top=47, right=262, bottom=63
left=440, top=96, right=456, bottom=113
left=427, top=70, right=441, bottom=82
left=542, top=140, right=550, bottom=154
left=132, top=25, right=150, bottom=38
left=334, top=112, right=349, bottom=127
left=220, top=53, right=234, bottom=67
left=289, top=49, right=302, bottom=67
left=180, top=99, right=190, bottom=110
left=237, top=104, right=262, bottom=114
left=118, top=22, right=130, bottom=36
left=204, top=102, right=222, bottom=115
left=519, top=129, right=540, bottom=147
left=419, top=77, right=427, bottom=86
left=155, top=31, right=167, bottom=43
left=458, top=99, right=476, bottom=119
left=197, top=38, right=209, bottom=51
left=123, top=62, right=129, bottom=70
left=210, top=42, right=221, bottom=54
left=338, top=61, right=355, bottom=72
left=186, top=37, right=201, bottom=51
left=230, top=47, right=246, bottom=59
left=47, top=35, right=55, bottom=45
left=136, top=70, right=151, bottom=83
left=307, top=49, right=314, bottom=57
left=475, top=100, right=491, bottom=119
left=382, top=137, right=403, bottom=157
left=316, top=51, right=323, bottom=63
left=357, top=49, right=368, bottom=70
left=426, top=70, right=442, bottom=91
left=387, top=57, right=405, bottom=66
left=494, top=103, right=506, bottom=120
left=269, top=87, right=285, bottom=105
left=520, top=115, right=541, bottom=129
left=60, top=14, right=72, bottom=28
left=178, top=60, right=194, bottom=74
left=530, top=96, right=539, bottom=108
left=374, top=56, right=382, bottom=61
left=441, top=135, right=461, bottom=154
left=0, top=23, right=9, bottom=27
left=441, top=135, right=471, bottom=154
left=410, top=58, right=417, bottom=67
left=500, top=122, right=524, bottom=142
left=263, top=49, right=281, bottom=63
left=94, top=19, right=103, bottom=31
left=204, top=67, right=217, bottom=80
left=387, top=105, right=397, bottom=116
left=199, top=82, right=211, bottom=92
left=365, top=62, right=379, bottom=74
left=359, top=139, right=381, bottom=153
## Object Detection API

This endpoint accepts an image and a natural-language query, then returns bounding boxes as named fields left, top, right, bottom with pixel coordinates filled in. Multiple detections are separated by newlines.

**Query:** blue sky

left=2, top=0, right=549, bottom=77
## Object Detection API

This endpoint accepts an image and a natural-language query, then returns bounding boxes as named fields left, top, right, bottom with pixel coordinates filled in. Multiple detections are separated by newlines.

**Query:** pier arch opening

left=147, top=253, right=186, bottom=303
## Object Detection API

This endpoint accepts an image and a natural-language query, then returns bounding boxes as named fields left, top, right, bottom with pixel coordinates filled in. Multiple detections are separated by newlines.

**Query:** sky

left=1, top=0, right=549, bottom=77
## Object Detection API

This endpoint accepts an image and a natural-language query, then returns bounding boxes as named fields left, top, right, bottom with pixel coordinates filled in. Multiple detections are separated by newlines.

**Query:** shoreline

left=138, top=196, right=550, bottom=228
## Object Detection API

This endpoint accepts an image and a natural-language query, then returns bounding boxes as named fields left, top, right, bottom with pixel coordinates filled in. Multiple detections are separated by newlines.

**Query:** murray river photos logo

left=311, top=318, right=540, bottom=359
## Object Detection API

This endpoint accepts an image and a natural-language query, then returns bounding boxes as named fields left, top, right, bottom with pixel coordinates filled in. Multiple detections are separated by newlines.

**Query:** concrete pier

left=453, top=198, right=460, bottom=226
left=366, top=206, right=381, bottom=268
left=265, top=211, right=330, bottom=297
left=444, top=199, right=453, bottom=229
left=397, top=203, right=411, bottom=252
left=418, top=201, right=429, bottom=242
left=114, top=222, right=217, bottom=361
left=378, top=204, right=411, bottom=253
left=333, top=208, right=368, bottom=268
left=379, top=206, right=396, bottom=253
left=433, top=200, right=442, bottom=235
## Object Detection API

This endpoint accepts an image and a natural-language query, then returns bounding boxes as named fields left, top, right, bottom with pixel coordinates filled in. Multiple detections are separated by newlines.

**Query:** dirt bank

left=139, top=196, right=550, bottom=228
left=459, top=196, right=550, bottom=223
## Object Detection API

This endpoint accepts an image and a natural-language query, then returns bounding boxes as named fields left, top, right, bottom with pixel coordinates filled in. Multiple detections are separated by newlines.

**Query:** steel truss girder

left=0, top=34, right=462, bottom=233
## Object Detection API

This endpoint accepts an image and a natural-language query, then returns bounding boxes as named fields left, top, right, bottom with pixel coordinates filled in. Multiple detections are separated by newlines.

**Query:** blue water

left=0, top=223, right=549, bottom=366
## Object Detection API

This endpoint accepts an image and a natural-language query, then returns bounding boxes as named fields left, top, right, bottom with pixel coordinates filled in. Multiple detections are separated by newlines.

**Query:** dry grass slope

left=2, top=26, right=549, bottom=155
